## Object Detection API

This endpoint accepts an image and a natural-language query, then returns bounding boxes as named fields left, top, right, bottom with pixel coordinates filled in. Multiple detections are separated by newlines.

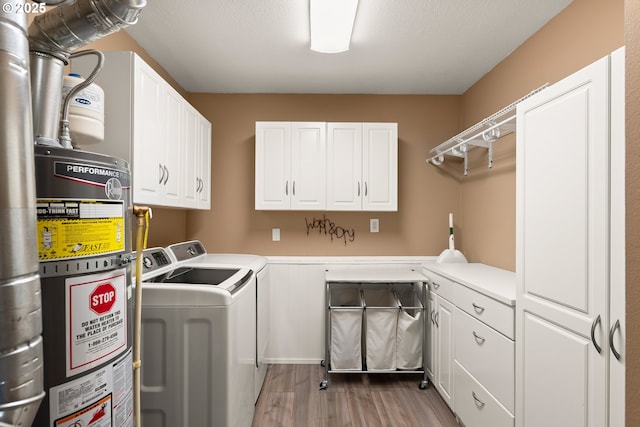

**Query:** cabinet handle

left=357, top=181, right=360, bottom=196
left=434, top=311, right=439, bottom=327
left=163, top=166, right=169, bottom=185
left=591, top=314, right=602, bottom=354
left=609, top=319, right=622, bottom=361
left=365, top=181, right=368, bottom=196
left=472, top=303, right=485, bottom=314
left=285, top=181, right=288, bottom=196
left=159, top=164, right=165, bottom=184
left=472, top=391, right=486, bottom=408
left=293, top=180, right=296, bottom=196
left=472, top=331, right=486, bottom=344
left=198, top=178, right=203, bottom=193
left=432, top=281, right=440, bottom=290
left=430, top=310, right=435, bottom=325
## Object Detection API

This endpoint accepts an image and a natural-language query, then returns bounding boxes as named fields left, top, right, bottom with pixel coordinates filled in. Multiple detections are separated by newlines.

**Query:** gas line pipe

left=132, top=205, right=151, bottom=427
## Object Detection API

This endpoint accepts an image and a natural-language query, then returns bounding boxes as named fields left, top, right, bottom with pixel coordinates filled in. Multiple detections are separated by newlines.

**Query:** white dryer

left=139, top=241, right=267, bottom=427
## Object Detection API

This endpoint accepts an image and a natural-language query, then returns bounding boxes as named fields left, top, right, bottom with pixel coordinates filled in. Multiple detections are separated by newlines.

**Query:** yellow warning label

left=37, top=199, right=125, bottom=261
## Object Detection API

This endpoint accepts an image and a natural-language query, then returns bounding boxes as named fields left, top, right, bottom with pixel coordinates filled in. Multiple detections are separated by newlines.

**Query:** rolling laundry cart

left=320, top=269, right=429, bottom=390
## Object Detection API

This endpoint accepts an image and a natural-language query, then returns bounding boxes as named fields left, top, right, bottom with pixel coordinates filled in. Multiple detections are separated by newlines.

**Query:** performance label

left=36, top=199, right=125, bottom=261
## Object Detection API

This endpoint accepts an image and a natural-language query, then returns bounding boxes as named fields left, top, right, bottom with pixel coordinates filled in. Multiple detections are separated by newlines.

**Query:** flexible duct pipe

left=28, top=0, right=146, bottom=146
left=0, top=2, right=45, bottom=426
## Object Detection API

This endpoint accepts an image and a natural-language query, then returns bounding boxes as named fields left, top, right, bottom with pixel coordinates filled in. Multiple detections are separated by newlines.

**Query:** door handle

left=609, top=319, right=622, bottom=361
left=591, top=314, right=602, bottom=354
left=159, top=164, right=165, bottom=184
left=163, top=166, right=169, bottom=185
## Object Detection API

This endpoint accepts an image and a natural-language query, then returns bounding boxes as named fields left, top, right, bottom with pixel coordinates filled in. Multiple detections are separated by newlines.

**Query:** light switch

left=272, top=228, right=280, bottom=241
left=370, top=219, right=379, bottom=233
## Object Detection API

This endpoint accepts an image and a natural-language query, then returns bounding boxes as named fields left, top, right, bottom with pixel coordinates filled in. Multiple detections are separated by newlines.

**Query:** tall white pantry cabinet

left=515, top=47, right=625, bottom=427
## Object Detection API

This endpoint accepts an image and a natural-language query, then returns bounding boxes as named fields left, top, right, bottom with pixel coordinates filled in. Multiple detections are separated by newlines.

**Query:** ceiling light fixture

left=309, top=0, right=359, bottom=54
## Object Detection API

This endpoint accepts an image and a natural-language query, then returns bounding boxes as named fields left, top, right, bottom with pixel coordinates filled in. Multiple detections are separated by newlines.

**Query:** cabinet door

left=163, top=85, right=183, bottom=204
left=290, top=122, right=326, bottom=210
left=425, top=290, right=436, bottom=381
left=182, top=103, right=200, bottom=208
left=362, top=123, right=397, bottom=211
left=435, top=295, right=455, bottom=410
left=255, top=122, right=291, bottom=210
left=516, top=56, right=609, bottom=427
left=132, top=57, right=164, bottom=205
left=609, top=47, right=625, bottom=427
left=197, top=117, right=211, bottom=209
left=326, top=123, right=363, bottom=210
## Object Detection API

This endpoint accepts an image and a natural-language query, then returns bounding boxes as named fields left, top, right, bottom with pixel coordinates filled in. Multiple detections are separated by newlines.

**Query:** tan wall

left=186, top=94, right=461, bottom=255
left=458, top=0, right=624, bottom=270
left=625, top=1, right=640, bottom=424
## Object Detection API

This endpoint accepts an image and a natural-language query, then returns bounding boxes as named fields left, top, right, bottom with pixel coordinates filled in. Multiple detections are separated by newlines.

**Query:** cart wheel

left=319, top=380, right=328, bottom=390
left=320, top=360, right=326, bottom=367
left=419, top=380, right=429, bottom=390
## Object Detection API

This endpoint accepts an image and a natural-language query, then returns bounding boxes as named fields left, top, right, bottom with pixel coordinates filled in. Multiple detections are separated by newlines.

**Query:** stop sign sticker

left=90, top=283, right=117, bottom=315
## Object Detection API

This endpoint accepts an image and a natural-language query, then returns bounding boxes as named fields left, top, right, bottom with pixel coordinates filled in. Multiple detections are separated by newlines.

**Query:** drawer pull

left=432, top=281, right=440, bottom=290
left=472, top=391, right=486, bottom=408
left=472, top=331, right=486, bottom=344
left=434, top=311, right=439, bottom=327
left=472, top=303, right=485, bottom=314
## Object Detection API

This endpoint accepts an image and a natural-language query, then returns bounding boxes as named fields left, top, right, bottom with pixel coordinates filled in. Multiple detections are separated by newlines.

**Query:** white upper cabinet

left=255, top=122, right=326, bottom=210
left=257, top=121, right=397, bottom=211
left=183, top=104, right=212, bottom=210
left=327, top=122, right=398, bottom=211
left=71, top=51, right=211, bottom=210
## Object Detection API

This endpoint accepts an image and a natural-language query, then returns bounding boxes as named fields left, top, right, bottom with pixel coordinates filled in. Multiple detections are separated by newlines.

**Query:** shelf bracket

left=426, top=84, right=548, bottom=174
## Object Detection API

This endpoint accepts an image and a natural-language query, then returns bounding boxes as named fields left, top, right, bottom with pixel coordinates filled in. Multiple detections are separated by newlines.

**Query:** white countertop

left=422, top=262, right=516, bottom=306
left=325, top=268, right=427, bottom=283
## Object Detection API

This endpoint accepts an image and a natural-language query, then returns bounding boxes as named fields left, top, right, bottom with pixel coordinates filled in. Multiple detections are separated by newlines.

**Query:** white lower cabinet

left=423, top=263, right=516, bottom=427
left=455, top=361, right=514, bottom=427
left=433, top=293, right=455, bottom=410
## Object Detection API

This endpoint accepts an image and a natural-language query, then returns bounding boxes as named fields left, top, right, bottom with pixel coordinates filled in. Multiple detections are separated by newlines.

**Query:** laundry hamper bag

left=330, top=284, right=363, bottom=370
left=396, top=286, right=424, bottom=369
left=363, top=287, right=399, bottom=371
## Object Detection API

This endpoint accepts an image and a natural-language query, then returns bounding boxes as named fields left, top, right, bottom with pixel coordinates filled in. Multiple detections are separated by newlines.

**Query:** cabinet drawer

left=455, top=308, right=514, bottom=413
left=455, top=283, right=514, bottom=339
left=454, top=361, right=514, bottom=427
left=422, top=269, right=456, bottom=303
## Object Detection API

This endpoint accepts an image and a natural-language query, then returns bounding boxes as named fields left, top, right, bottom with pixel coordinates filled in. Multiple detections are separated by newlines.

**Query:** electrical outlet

left=272, top=228, right=280, bottom=241
left=370, top=219, right=379, bottom=233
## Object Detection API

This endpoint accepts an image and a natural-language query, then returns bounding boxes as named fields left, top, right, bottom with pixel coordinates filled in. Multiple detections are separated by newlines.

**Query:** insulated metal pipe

left=0, top=2, right=45, bottom=426
left=28, top=0, right=146, bottom=146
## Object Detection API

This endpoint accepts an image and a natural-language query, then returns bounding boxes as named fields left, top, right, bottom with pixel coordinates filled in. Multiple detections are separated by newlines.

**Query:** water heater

left=32, top=145, right=134, bottom=426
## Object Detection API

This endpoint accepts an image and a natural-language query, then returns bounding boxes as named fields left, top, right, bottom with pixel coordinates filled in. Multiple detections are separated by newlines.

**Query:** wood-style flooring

left=252, top=364, right=459, bottom=427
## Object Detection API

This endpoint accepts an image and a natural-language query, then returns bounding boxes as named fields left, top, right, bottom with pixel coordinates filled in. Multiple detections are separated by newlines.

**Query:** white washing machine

left=139, top=241, right=267, bottom=427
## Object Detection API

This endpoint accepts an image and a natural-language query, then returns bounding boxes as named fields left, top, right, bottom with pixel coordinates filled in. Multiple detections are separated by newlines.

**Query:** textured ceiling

left=125, top=0, right=573, bottom=94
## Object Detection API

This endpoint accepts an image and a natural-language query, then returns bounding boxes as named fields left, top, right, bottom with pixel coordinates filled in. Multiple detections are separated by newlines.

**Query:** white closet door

left=515, top=56, right=609, bottom=427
